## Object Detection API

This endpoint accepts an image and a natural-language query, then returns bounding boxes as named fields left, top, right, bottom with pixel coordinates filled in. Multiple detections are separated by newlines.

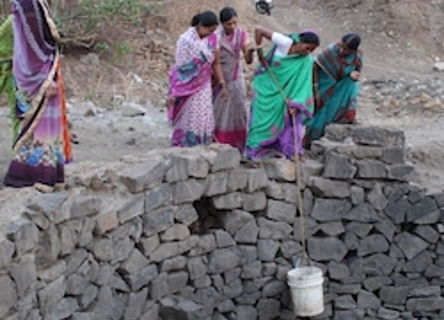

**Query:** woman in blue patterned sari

left=305, top=33, right=363, bottom=146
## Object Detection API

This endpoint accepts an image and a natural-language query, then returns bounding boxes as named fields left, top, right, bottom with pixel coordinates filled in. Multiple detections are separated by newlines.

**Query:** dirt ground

left=1, top=0, right=444, bottom=192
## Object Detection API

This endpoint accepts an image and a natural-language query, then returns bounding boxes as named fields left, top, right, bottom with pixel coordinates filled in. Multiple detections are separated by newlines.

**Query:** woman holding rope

left=246, top=26, right=320, bottom=161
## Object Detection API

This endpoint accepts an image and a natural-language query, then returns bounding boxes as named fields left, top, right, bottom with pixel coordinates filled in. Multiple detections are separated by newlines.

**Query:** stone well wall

left=0, top=125, right=444, bottom=320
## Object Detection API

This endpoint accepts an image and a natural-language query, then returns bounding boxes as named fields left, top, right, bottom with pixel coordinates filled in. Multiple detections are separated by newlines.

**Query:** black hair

left=299, top=31, right=320, bottom=46
left=191, top=11, right=219, bottom=27
left=342, top=33, right=361, bottom=50
left=220, top=7, right=237, bottom=23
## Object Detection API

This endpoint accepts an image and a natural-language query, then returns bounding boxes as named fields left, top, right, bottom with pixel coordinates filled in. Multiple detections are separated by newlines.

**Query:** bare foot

left=54, top=183, right=65, bottom=192
left=33, top=183, right=54, bottom=193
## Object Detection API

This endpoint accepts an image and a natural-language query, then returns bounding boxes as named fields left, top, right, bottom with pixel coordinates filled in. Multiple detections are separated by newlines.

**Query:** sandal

left=70, top=133, right=80, bottom=144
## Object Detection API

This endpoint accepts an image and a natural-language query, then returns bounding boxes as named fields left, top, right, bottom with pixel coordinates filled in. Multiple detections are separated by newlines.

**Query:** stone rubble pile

left=0, top=125, right=443, bottom=320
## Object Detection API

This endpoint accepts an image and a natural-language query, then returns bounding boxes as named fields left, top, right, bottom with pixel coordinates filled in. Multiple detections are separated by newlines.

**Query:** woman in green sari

left=246, top=27, right=320, bottom=160
left=305, top=33, right=363, bottom=147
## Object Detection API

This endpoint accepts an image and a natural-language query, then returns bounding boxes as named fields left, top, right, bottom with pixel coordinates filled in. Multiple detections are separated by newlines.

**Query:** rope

left=264, top=63, right=308, bottom=261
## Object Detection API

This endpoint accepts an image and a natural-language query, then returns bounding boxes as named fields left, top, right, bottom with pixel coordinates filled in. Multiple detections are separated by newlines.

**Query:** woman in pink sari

left=168, top=11, right=227, bottom=147
left=213, top=7, right=253, bottom=153
left=3, top=0, right=72, bottom=191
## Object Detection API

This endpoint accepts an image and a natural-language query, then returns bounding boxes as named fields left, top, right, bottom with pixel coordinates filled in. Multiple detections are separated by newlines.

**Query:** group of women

left=168, top=7, right=363, bottom=161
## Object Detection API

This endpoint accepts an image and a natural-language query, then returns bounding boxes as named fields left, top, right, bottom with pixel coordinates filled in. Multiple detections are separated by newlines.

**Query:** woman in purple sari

left=3, top=0, right=72, bottom=191
left=168, top=11, right=227, bottom=147
left=213, top=7, right=253, bottom=153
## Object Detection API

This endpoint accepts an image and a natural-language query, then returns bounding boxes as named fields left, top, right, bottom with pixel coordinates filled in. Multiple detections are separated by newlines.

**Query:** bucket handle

left=294, top=254, right=314, bottom=269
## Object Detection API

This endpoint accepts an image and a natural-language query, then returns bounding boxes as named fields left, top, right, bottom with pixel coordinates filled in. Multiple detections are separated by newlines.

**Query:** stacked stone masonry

left=1, top=124, right=444, bottom=320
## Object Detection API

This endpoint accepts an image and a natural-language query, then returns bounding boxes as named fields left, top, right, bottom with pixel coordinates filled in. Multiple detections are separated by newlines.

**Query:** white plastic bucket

left=287, top=266, right=324, bottom=317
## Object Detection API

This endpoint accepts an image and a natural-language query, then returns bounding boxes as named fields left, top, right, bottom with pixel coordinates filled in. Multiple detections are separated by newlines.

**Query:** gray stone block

left=343, top=232, right=359, bottom=250
left=151, top=236, right=199, bottom=262
left=266, top=200, right=297, bottom=224
left=92, top=238, right=114, bottom=262
left=382, top=147, right=405, bottom=164
left=227, top=169, right=249, bottom=192
left=209, top=144, right=241, bottom=172
left=234, top=220, right=259, bottom=244
left=237, top=305, right=257, bottom=320
left=120, top=157, right=166, bottom=193
left=395, top=232, right=429, bottom=260
left=125, top=264, right=158, bottom=291
left=161, top=224, right=190, bottom=241
left=403, top=251, right=432, bottom=273
left=311, top=198, right=352, bottom=222
left=384, top=198, right=409, bottom=224
left=7, top=218, right=38, bottom=257
left=189, top=234, right=217, bottom=256
left=307, top=237, right=348, bottom=262
left=351, top=146, right=384, bottom=159
left=263, top=159, right=296, bottom=181
left=363, top=276, right=392, bottom=292
left=162, top=256, right=187, bottom=272
left=239, top=245, right=257, bottom=264
left=351, top=185, right=365, bottom=205
left=345, top=221, right=373, bottom=238
left=352, top=126, right=405, bottom=147
left=119, top=249, right=149, bottom=274
left=145, top=183, right=172, bottom=213
left=217, top=299, right=236, bottom=313
left=309, top=177, right=351, bottom=198
left=173, top=179, right=206, bottom=205
left=406, top=297, right=444, bottom=312
left=224, top=268, right=241, bottom=284
left=175, top=204, right=199, bottom=226
left=159, top=296, right=203, bottom=320
left=65, top=273, right=88, bottom=296
left=258, top=218, right=292, bottom=239
left=328, top=261, right=350, bottom=280
left=143, top=206, right=175, bottom=236
left=414, top=225, right=440, bottom=244
left=247, top=168, right=269, bottom=192
left=293, top=217, right=318, bottom=241
left=367, top=183, right=389, bottom=210
left=257, top=239, right=280, bottom=262
left=168, top=271, right=189, bottom=294
left=265, top=181, right=284, bottom=200
left=38, top=276, right=65, bottom=318
left=49, top=297, right=78, bottom=320
left=386, top=164, right=415, bottom=181
left=165, top=153, right=189, bottom=183
left=324, top=123, right=353, bottom=141
left=36, top=224, right=61, bottom=268
left=256, top=299, right=280, bottom=320
left=0, top=236, right=15, bottom=271
left=208, top=248, right=242, bottom=274
left=72, top=313, right=96, bottom=320
left=330, top=282, right=361, bottom=295
left=81, top=284, right=98, bottom=309
left=363, top=253, right=397, bottom=276
left=70, top=196, right=102, bottom=219
left=406, top=197, right=438, bottom=223
left=182, top=152, right=209, bottom=178
left=357, top=290, right=381, bottom=309
left=243, top=191, right=267, bottom=212
left=332, top=309, right=365, bottom=320
left=319, top=221, right=345, bottom=236
left=334, top=295, right=356, bottom=310
left=152, top=273, right=170, bottom=301
left=262, top=280, right=286, bottom=298
left=280, top=240, right=303, bottom=259
left=241, top=261, right=262, bottom=279
left=124, top=288, right=148, bottom=320
left=188, top=257, right=207, bottom=281
left=27, top=193, right=68, bottom=223
left=204, top=172, right=228, bottom=197
left=220, top=210, right=254, bottom=236
left=323, top=152, right=357, bottom=179
left=0, top=276, right=18, bottom=318
left=358, top=234, right=389, bottom=256
left=374, top=218, right=396, bottom=242
left=212, top=192, right=243, bottom=210
left=345, top=203, right=381, bottom=223
left=356, top=159, right=386, bottom=179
